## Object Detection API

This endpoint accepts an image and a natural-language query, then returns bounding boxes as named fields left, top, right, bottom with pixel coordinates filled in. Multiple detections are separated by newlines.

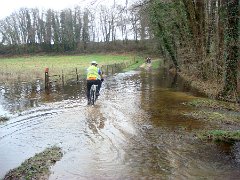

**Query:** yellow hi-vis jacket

left=87, top=65, right=100, bottom=80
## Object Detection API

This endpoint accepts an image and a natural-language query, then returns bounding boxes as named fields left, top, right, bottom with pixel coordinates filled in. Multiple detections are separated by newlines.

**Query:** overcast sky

left=0, top=0, right=132, bottom=19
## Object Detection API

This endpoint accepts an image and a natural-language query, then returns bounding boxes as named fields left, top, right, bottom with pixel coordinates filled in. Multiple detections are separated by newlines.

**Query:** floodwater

left=0, top=68, right=239, bottom=179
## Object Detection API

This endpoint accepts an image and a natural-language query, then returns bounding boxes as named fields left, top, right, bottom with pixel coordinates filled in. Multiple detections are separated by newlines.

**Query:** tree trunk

left=158, top=22, right=180, bottom=71
left=182, top=0, right=205, bottom=77
left=222, top=0, right=239, bottom=101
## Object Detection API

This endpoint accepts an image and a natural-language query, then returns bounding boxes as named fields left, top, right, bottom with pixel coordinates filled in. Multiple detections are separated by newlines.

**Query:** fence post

left=76, top=68, right=79, bottom=83
left=62, top=70, right=64, bottom=86
left=101, top=65, right=104, bottom=75
left=45, top=67, right=49, bottom=89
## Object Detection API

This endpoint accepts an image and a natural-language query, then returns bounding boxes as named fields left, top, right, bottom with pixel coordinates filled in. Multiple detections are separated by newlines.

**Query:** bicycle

left=89, top=84, right=98, bottom=105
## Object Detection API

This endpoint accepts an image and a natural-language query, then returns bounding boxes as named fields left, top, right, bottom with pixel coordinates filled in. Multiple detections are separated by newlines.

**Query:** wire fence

left=45, top=58, right=138, bottom=89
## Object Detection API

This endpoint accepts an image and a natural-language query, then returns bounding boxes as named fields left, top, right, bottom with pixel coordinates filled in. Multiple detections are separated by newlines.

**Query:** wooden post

left=62, top=70, right=64, bottom=86
left=76, top=68, right=79, bottom=83
left=101, top=65, right=104, bottom=75
left=45, top=67, right=49, bottom=89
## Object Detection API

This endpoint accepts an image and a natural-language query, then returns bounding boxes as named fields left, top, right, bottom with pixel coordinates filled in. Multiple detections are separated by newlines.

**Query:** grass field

left=0, top=54, right=141, bottom=83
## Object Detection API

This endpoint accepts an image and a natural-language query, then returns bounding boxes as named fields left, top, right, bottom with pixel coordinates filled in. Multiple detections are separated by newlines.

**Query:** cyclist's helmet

left=91, top=61, right=97, bottom=65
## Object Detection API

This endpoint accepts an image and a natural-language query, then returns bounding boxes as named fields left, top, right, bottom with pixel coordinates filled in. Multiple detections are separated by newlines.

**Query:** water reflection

left=139, top=69, right=204, bottom=131
left=0, top=79, right=87, bottom=115
left=85, top=105, right=106, bottom=134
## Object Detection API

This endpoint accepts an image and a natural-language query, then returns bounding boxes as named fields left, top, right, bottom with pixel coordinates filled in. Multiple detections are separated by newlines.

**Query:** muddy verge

left=184, top=98, right=240, bottom=142
left=171, top=67, right=239, bottom=142
left=177, top=70, right=223, bottom=99
left=3, top=146, right=63, bottom=180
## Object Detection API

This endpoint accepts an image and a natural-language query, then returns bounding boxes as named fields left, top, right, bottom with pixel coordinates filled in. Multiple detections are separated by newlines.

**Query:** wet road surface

left=0, top=69, right=240, bottom=179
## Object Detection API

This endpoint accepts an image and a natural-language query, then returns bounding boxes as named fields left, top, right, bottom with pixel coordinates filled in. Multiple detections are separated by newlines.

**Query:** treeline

left=141, top=0, right=239, bottom=101
left=0, top=3, right=152, bottom=54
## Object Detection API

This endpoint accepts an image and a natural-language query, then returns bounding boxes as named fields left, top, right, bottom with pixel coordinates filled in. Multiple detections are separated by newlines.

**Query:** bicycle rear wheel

left=89, top=85, right=96, bottom=105
left=89, top=89, right=93, bottom=105
left=92, top=90, right=96, bottom=105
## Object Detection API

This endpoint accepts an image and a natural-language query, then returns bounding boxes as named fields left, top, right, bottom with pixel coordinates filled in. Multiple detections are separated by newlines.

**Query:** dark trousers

left=87, top=80, right=102, bottom=99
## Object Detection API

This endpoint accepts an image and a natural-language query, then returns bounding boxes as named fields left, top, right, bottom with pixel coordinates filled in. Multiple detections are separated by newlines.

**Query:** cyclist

left=146, top=57, right=151, bottom=64
left=86, top=61, right=104, bottom=104
left=95, top=62, right=104, bottom=93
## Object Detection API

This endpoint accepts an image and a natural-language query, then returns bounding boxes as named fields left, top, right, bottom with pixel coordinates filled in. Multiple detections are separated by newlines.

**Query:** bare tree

left=52, top=11, right=61, bottom=51
left=73, top=6, right=82, bottom=46
left=116, top=5, right=128, bottom=42
left=82, top=9, right=90, bottom=50
left=45, top=9, right=52, bottom=46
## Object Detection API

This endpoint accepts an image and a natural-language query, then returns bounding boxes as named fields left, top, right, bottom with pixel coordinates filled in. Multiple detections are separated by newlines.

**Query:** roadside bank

left=176, top=70, right=240, bottom=142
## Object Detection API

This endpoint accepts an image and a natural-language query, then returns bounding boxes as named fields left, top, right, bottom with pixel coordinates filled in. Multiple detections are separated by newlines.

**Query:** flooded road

left=0, top=69, right=240, bottom=179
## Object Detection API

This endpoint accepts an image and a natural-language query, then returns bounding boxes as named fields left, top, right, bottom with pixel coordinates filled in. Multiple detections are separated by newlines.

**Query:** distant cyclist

left=86, top=61, right=104, bottom=104
left=146, top=57, right=151, bottom=64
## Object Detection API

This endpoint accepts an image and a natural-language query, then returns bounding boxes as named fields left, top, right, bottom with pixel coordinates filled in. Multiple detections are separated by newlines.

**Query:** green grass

left=0, top=54, right=137, bottom=82
left=4, top=146, right=63, bottom=180
left=185, top=98, right=240, bottom=124
left=123, top=57, right=145, bottom=71
left=132, top=59, right=163, bottom=71
left=185, top=97, right=240, bottom=142
left=188, top=98, right=240, bottom=112
left=198, top=130, right=240, bottom=142
left=151, top=59, right=163, bottom=69
left=184, top=110, right=240, bottom=124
